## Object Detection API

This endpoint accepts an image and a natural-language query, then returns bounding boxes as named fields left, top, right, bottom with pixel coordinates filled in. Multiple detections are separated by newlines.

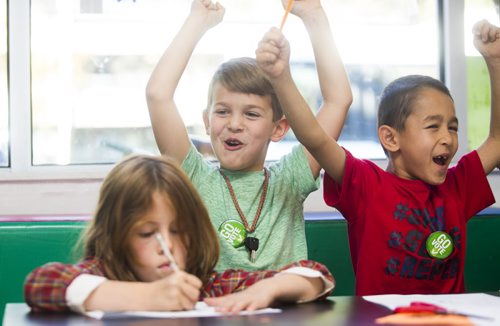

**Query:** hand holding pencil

left=279, top=0, right=324, bottom=30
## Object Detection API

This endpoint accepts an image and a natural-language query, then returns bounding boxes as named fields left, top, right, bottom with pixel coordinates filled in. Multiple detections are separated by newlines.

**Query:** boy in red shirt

left=255, top=19, right=500, bottom=295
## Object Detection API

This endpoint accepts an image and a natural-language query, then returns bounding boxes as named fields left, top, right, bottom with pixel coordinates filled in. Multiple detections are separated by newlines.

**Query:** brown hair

left=81, top=154, right=219, bottom=284
left=206, top=57, right=283, bottom=121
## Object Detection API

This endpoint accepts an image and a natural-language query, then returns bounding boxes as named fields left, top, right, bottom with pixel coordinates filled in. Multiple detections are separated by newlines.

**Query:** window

left=0, top=0, right=7, bottom=167
left=29, top=0, right=439, bottom=165
left=7, top=1, right=494, bottom=216
left=464, top=0, right=498, bottom=150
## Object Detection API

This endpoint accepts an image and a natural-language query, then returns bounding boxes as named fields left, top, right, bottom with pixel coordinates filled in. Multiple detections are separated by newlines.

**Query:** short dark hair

left=377, top=75, right=453, bottom=131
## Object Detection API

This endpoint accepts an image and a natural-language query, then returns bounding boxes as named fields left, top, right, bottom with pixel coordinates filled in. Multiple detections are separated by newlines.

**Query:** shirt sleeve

left=279, top=265, right=335, bottom=302
left=202, top=260, right=334, bottom=301
left=24, top=259, right=105, bottom=312
left=447, top=151, right=495, bottom=220
left=66, top=274, right=107, bottom=313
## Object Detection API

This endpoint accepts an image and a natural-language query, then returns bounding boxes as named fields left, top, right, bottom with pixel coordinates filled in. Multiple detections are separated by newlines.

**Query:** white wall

left=0, top=170, right=499, bottom=216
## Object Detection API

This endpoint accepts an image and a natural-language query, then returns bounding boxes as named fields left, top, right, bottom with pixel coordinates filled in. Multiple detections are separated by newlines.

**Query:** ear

left=270, top=116, right=290, bottom=142
left=378, top=125, right=400, bottom=153
left=202, top=110, right=210, bottom=135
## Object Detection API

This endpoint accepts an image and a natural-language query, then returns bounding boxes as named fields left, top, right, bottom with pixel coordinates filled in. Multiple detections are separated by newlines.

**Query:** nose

left=156, top=232, right=173, bottom=255
left=439, top=129, right=453, bottom=146
left=227, top=114, right=243, bottom=132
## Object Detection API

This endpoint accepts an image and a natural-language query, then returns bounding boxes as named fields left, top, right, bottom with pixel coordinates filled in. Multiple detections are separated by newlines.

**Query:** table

left=3, top=296, right=392, bottom=326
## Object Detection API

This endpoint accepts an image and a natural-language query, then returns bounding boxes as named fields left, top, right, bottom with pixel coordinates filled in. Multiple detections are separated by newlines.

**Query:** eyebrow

left=423, top=115, right=458, bottom=125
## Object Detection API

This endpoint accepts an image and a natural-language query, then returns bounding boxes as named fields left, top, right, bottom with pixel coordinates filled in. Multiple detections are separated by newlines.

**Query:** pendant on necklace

left=218, top=220, right=246, bottom=248
left=244, top=236, right=259, bottom=263
left=219, top=168, right=269, bottom=262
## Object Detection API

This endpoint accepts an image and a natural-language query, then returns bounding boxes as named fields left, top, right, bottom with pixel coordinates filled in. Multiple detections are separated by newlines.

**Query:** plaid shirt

left=24, top=259, right=333, bottom=312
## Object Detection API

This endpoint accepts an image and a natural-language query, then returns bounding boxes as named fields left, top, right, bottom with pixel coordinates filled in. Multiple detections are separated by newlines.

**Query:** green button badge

left=426, top=231, right=454, bottom=259
left=218, top=220, right=246, bottom=248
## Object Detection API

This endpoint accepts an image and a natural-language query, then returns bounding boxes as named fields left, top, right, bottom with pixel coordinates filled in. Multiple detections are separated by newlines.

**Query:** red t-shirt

left=324, top=150, right=495, bottom=295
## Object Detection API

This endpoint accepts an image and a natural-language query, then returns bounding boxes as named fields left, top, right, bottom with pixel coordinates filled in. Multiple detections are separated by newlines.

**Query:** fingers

left=156, top=271, right=202, bottom=310
left=256, top=28, right=286, bottom=59
left=175, top=272, right=202, bottom=303
left=204, top=294, right=264, bottom=313
left=196, top=0, right=224, bottom=12
left=473, top=19, right=500, bottom=43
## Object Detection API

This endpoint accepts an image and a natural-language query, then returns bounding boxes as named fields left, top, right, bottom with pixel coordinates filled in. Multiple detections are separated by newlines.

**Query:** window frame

left=0, top=0, right=478, bottom=215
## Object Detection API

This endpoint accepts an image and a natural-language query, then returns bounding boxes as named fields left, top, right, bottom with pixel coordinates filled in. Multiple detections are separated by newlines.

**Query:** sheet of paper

left=85, top=301, right=282, bottom=320
left=363, top=293, right=500, bottom=325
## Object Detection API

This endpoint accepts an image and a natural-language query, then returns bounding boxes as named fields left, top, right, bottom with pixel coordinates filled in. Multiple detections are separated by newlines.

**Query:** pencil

left=279, top=0, right=294, bottom=31
left=155, top=232, right=179, bottom=271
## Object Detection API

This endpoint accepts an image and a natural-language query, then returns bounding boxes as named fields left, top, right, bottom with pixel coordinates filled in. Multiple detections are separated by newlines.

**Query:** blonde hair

left=81, top=154, right=219, bottom=283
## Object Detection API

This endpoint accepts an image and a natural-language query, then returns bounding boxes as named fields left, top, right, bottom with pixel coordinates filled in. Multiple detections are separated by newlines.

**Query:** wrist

left=299, top=7, right=325, bottom=25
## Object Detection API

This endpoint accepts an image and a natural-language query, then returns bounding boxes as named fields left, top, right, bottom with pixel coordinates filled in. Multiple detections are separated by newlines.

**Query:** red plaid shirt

left=24, top=259, right=333, bottom=312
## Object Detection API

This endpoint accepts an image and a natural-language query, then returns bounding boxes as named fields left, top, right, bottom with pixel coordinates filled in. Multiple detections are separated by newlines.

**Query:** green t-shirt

left=182, top=143, right=319, bottom=271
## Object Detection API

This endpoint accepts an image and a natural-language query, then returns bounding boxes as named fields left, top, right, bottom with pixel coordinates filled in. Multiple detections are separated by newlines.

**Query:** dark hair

left=377, top=75, right=453, bottom=131
left=206, top=57, right=283, bottom=121
left=82, top=154, right=219, bottom=284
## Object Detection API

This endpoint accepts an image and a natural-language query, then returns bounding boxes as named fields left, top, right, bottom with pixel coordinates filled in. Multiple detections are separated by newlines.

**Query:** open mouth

left=225, top=138, right=243, bottom=148
left=432, top=154, right=449, bottom=166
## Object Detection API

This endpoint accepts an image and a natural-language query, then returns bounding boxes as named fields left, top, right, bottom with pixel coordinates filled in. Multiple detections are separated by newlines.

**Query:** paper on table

left=363, top=293, right=500, bottom=325
left=85, top=301, right=282, bottom=320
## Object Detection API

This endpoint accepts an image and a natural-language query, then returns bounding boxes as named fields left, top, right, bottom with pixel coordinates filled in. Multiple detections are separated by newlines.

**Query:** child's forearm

left=273, top=72, right=327, bottom=150
left=84, top=280, right=153, bottom=311
left=146, top=15, right=208, bottom=104
left=474, top=20, right=500, bottom=173
left=264, top=274, right=325, bottom=303
left=301, top=7, right=352, bottom=141
left=486, top=62, right=500, bottom=141
left=273, top=69, right=347, bottom=182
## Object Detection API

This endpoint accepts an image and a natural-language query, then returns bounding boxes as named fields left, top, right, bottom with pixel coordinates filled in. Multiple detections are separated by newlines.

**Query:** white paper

left=363, top=293, right=500, bottom=325
left=85, top=301, right=282, bottom=320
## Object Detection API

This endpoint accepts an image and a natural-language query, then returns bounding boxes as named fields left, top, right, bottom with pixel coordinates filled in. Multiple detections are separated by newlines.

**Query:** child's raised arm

left=256, top=29, right=346, bottom=184
left=146, top=0, right=224, bottom=163
left=473, top=19, right=500, bottom=174
left=286, top=0, right=353, bottom=179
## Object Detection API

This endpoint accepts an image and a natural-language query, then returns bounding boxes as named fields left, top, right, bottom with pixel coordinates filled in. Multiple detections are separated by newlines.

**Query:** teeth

left=226, top=140, right=240, bottom=146
left=433, top=155, right=447, bottom=165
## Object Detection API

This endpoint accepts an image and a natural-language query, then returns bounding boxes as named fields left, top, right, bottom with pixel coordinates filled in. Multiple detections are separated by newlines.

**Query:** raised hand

left=255, top=28, right=290, bottom=80
left=281, top=0, right=322, bottom=20
left=190, top=0, right=225, bottom=32
left=473, top=19, right=500, bottom=61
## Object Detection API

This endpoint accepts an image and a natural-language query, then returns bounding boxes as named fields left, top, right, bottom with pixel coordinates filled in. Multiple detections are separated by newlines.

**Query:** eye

left=138, top=230, right=155, bottom=238
left=425, top=124, right=439, bottom=130
left=169, top=224, right=180, bottom=235
left=214, top=107, right=229, bottom=116
left=245, top=111, right=261, bottom=119
left=449, top=125, right=459, bottom=133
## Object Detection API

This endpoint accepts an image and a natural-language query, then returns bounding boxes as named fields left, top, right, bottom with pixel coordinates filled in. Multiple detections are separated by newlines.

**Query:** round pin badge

left=218, top=220, right=247, bottom=248
left=426, top=231, right=454, bottom=259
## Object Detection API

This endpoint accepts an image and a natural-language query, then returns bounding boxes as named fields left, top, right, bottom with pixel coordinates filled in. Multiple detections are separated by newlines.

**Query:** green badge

left=218, top=220, right=246, bottom=248
left=426, top=231, right=454, bottom=259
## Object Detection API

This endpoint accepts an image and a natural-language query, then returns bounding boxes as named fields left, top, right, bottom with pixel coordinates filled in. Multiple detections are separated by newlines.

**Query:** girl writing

left=24, top=154, right=334, bottom=313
